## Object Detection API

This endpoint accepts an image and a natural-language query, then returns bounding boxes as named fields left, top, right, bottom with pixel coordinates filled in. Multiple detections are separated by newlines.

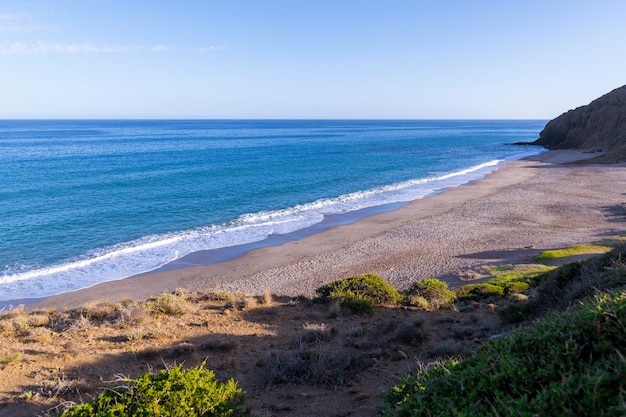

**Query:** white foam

left=0, top=154, right=537, bottom=302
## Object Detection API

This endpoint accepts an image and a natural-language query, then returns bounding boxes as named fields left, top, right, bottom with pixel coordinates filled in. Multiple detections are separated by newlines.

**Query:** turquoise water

left=0, top=120, right=545, bottom=301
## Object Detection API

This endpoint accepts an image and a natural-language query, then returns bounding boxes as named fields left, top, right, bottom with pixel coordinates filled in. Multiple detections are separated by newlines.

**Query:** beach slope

left=30, top=149, right=626, bottom=310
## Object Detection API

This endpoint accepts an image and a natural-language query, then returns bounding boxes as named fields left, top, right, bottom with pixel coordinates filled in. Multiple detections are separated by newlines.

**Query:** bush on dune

left=455, top=283, right=504, bottom=301
left=316, top=274, right=402, bottom=314
left=403, top=278, right=456, bottom=309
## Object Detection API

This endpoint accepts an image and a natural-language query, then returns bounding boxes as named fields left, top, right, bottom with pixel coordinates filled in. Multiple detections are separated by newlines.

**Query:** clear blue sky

left=1, top=1, right=625, bottom=119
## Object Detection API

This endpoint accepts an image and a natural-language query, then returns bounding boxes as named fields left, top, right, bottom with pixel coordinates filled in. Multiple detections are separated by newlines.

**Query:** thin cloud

left=150, top=44, right=170, bottom=52
left=0, top=40, right=226, bottom=55
left=0, top=41, right=169, bottom=55
left=196, top=46, right=227, bottom=53
left=0, top=13, right=39, bottom=33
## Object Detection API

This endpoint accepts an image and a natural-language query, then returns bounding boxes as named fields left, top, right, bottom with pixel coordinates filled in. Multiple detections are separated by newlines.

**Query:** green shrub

left=455, top=283, right=504, bottom=301
left=503, top=281, right=530, bottom=295
left=59, top=363, right=245, bottom=417
left=403, top=278, right=456, bottom=309
left=383, top=290, right=626, bottom=417
left=450, top=325, right=474, bottom=340
left=316, top=274, right=402, bottom=314
left=405, top=295, right=429, bottom=309
left=499, top=302, right=533, bottom=324
left=144, top=294, right=186, bottom=316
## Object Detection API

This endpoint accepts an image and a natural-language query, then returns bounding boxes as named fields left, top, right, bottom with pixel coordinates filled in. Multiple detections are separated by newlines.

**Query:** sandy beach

left=31, top=150, right=626, bottom=310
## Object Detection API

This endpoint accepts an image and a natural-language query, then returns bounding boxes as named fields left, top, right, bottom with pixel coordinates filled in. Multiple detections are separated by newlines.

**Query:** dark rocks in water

left=532, top=85, right=626, bottom=163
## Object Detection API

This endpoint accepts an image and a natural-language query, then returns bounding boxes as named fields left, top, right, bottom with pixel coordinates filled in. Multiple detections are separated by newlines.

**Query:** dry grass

left=198, top=339, right=239, bottom=353
left=327, top=298, right=342, bottom=318
left=298, top=322, right=333, bottom=345
left=0, top=304, right=25, bottom=318
left=123, top=327, right=169, bottom=341
left=429, top=338, right=469, bottom=357
left=23, top=327, right=54, bottom=343
left=0, top=287, right=504, bottom=417
left=115, top=305, right=147, bottom=326
left=80, top=301, right=119, bottom=321
left=243, top=296, right=258, bottom=310
left=27, top=312, right=51, bottom=327
left=41, top=375, right=90, bottom=398
left=0, top=352, right=21, bottom=365
left=209, top=291, right=238, bottom=303
left=144, top=294, right=188, bottom=316
left=262, top=289, right=273, bottom=306
left=69, top=315, right=92, bottom=330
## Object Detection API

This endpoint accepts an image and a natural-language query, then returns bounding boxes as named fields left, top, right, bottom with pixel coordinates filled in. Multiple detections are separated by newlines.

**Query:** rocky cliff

left=532, top=85, right=626, bottom=163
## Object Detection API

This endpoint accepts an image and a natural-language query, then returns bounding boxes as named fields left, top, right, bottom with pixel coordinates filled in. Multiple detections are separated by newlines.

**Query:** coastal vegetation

left=59, top=364, right=245, bottom=417
left=1, top=242, right=625, bottom=416
left=403, top=278, right=456, bottom=309
left=499, top=245, right=626, bottom=324
left=382, top=290, right=626, bottom=417
left=383, top=244, right=626, bottom=416
left=316, top=273, right=403, bottom=314
left=536, top=244, right=612, bottom=260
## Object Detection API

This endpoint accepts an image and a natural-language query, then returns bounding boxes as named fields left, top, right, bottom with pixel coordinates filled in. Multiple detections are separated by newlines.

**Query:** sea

left=0, top=120, right=546, bottom=303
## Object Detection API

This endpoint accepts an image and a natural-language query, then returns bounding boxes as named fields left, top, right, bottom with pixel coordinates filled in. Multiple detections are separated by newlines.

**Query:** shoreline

left=0, top=152, right=530, bottom=308
left=149, top=201, right=408, bottom=273
left=20, top=150, right=626, bottom=311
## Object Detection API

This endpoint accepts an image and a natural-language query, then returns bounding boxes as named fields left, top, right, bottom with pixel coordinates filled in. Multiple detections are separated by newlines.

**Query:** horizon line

left=0, top=117, right=550, bottom=121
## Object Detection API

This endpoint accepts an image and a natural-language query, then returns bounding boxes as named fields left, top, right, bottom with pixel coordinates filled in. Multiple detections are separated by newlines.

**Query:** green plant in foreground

left=59, top=363, right=245, bottom=417
left=403, top=278, right=456, bottom=309
left=382, top=290, right=626, bottom=417
left=316, top=274, right=402, bottom=314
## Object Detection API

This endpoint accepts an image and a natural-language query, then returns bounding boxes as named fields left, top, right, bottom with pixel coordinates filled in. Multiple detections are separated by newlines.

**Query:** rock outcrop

left=532, top=85, right=626, bottom=163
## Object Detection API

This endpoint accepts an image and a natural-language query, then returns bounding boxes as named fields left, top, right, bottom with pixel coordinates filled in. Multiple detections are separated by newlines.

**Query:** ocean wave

left=0, top=157, right=526, bottom=301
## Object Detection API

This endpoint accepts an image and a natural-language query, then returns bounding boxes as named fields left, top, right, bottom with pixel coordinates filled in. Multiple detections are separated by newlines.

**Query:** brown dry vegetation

left=1, top=242, right=617, bottom=417
left=0, top=286, right=505, bottom=417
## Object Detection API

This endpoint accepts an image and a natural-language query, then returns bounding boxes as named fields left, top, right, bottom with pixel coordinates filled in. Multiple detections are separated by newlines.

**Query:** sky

left=0, top=1, right=625, bottom=119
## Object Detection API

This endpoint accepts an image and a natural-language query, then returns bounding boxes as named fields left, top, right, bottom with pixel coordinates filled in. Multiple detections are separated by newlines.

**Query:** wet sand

left=31, top=150, right=626, bottom=310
